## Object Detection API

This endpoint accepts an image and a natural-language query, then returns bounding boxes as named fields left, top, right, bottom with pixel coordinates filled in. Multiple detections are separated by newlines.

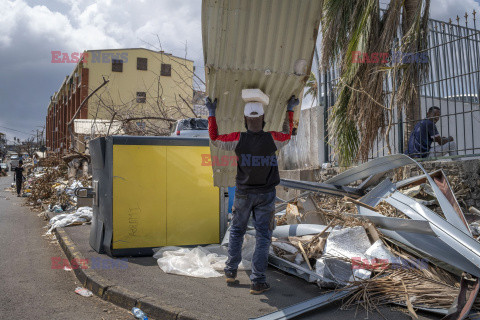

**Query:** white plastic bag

left=153, top=235, right=255, bottom=278
left=46, top=206, right=92, bottom=234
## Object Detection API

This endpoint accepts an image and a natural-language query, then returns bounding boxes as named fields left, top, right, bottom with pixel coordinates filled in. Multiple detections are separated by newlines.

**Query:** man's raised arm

left=207, top=97, right=240, bottom=151
left=269, top=95, right=298, bottom=149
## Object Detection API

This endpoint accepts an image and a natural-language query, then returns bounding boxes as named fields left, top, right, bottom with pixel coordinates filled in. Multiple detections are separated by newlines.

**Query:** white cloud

left=430, top=0, right=480, bottom=22
left=0, top=0, right=479, bottom=142
left=0, top=0, right=203, bottom=141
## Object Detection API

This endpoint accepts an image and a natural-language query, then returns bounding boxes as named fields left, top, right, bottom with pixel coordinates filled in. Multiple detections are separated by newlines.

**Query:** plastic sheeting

left=153, top=235, right=255, bottom=278
left=47, top=206, right=93, bottom=234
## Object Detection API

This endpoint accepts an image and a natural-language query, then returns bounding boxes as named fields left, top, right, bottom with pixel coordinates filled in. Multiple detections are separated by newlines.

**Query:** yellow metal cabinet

left=89, top=136, right=220, bottom=257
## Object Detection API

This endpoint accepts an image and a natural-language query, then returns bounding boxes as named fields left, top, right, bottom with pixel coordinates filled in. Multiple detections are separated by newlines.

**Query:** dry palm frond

left=346, top=269, right=459, bottom=310
left=322, top=0, right=431, bottom=165
left=344, top=243, right=464, bottom=312
left=397, top=0, right=431, bottom=135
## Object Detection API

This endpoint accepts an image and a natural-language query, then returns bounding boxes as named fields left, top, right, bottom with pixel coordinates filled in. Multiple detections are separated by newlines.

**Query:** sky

left=1, top=0, right=480, bottom=143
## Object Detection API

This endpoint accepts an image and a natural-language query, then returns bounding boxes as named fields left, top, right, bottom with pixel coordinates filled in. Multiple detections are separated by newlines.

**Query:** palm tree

left=321, top=0, right=430, bottom=165
left=304, top=72, right=318, bottom=108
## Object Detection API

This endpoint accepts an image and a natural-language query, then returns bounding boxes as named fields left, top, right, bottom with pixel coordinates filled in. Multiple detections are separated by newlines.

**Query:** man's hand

left=206, top=97, right=217, bottom=117
left=448, top=136, right=454, bottom=142
left=287, top=95, right=299, bottom=112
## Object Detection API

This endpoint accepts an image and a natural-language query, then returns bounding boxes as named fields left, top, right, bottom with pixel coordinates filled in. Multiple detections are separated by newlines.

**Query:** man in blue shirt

left=407, top=106, right=457, bottom=158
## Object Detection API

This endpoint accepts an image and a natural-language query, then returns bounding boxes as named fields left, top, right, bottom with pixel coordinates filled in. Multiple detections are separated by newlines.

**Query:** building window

left=136, top=121, right=146, bottom=129
left=136, top=92, right=146, bottom=103
left=137, top=57, right=147, bottom=70
left=112, top=59, right=123, bottom=72
left=161, top=63, right=171, bottom=76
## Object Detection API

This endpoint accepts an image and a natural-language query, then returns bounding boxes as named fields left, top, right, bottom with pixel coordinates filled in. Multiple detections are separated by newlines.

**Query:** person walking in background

left=406, top=106, right=457, bottom=158
left=13, top=160, right=25, bottom=197
left=206, top=92, right=298, bottom=294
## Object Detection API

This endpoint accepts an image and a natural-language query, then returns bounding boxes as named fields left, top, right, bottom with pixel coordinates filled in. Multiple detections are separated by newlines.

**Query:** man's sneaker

left=250, top=282, right=270, bottom=295
left=225, top=270, right=237, bottom=283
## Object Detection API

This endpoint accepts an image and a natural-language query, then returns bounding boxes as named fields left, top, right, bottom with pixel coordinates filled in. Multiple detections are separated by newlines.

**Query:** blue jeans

left=225, top=190, right=276, bottom=283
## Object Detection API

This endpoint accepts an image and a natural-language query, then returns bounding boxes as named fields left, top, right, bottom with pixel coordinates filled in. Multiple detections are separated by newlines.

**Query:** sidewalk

left=48, top=212, right=435, bottom=320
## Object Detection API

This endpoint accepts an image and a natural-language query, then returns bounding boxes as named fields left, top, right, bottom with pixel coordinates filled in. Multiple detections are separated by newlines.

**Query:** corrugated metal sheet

left=202, top=0, right=322, bottom=187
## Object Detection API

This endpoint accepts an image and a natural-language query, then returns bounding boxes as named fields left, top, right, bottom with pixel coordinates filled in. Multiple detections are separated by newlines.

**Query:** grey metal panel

left=89, top=136, right=114, bottom=256
left=379, top=228, right=480, bottom=277
left=385, top=192, right=480, bottom=277
left=357, top=207, right=479, bottom=276
left=356, top=183, right=480, bottom=277
left=250, top=286, right=355, bottom=320
left=202, top=0, right=322, bottom=187
left=112, top=135, right=210, bottom=146
left=268, top=254, right=322, bottom=283
left=279, top=179, right=364, bottom=198
left=413, top=168, right=469, bottom=233
left=359, top=178, right=396, bottom=207
left=328, top=154, right=469, bottom=233
left=325, top=154, right=415, bottom=186
left=433, top=169, right=471, bottom=235
left=89, top=137, right=107, bottom=253
left=346, top=214, right=436, bottom=236
left=395, top=173, right=428, bottom=189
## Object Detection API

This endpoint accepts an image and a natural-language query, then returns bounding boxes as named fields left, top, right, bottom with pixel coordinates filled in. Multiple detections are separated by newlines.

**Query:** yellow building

left=46, top=48, right=195, bottom=153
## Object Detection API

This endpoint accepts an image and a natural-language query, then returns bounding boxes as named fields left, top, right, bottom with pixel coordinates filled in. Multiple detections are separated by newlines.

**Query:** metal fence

left=320, top=14, right=480, bottom=163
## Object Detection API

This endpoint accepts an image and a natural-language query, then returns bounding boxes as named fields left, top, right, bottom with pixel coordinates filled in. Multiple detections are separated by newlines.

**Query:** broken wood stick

left=297, top=242, right=313, bottom=270
left=343, top=196, right=378, bottom=212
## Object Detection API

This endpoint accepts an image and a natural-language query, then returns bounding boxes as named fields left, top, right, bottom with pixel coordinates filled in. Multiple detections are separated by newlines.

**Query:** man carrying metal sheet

left=206, top=91, right=298, bottom=294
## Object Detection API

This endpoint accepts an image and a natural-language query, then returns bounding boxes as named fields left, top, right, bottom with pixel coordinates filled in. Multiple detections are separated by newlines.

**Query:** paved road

left=0, top=172, right=131, bottom=319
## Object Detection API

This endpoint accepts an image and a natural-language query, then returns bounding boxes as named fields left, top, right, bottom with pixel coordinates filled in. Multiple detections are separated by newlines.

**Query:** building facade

left=46, top=48, right=194, bottom=153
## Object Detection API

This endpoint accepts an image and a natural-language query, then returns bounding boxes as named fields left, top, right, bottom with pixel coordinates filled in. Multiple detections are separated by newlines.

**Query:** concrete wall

left=278, top=106, right=322, bottom=170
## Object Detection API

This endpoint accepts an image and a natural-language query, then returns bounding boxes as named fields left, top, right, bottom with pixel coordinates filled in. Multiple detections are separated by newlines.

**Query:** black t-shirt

left=234, top=130, right=280, bottom=193
left=14, top=167, right=24, bottom=182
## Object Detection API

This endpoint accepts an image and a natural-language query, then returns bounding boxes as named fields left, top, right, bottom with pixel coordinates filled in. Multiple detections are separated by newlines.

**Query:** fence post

left=398, top=112, right=404, bottom=154
left=323, top=71, right=329, bottom=163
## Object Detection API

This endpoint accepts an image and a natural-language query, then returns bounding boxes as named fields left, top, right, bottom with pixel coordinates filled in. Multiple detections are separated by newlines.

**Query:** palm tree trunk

left=402, top=0, right=422, bottom=145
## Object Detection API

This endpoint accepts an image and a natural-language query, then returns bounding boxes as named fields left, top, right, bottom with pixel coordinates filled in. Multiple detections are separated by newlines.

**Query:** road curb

left=45, top=211, right=211, bottom=320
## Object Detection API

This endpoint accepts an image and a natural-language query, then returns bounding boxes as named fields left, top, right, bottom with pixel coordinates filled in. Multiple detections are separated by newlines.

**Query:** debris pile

left=16, top=156, right=91, bottom=211
left=5, top=156, right=94, bottom=234
left=266, top=154, right=480, bottom=319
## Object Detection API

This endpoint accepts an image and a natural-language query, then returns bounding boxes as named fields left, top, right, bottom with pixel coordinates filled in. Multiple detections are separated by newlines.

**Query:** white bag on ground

left=46, top=207, right=93, bottom=234
left=153, top=235, right=256, bottom=278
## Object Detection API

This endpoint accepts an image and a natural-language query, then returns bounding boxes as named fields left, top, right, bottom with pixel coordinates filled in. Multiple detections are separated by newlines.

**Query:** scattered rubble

left=269, top=154, right=480, bottom=318
left=5, top=156, right=93, bottom=233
